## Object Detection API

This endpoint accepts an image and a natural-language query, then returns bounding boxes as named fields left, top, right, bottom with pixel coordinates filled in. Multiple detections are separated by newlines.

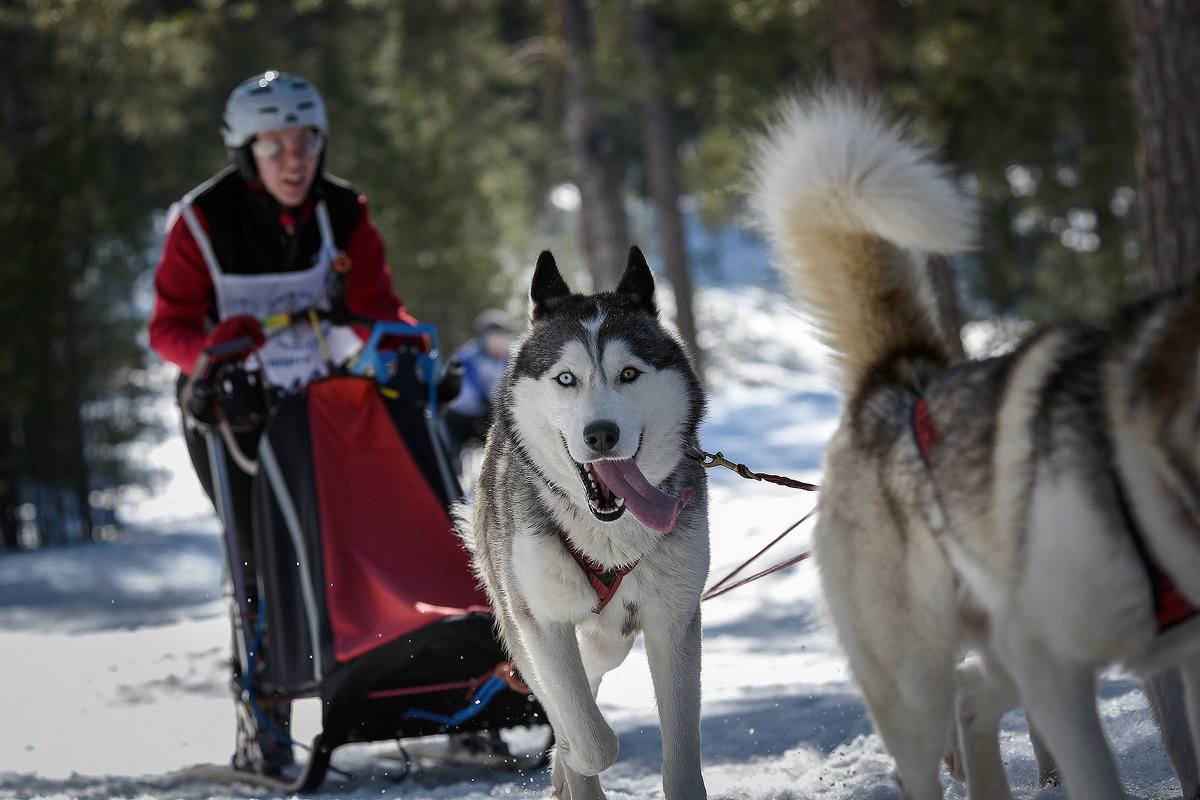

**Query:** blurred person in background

left=444, top=309, right=514, bottom=462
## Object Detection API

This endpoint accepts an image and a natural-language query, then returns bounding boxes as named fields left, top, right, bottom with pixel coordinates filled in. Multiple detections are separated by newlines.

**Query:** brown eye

left=620, top=366, right=641, bottom=383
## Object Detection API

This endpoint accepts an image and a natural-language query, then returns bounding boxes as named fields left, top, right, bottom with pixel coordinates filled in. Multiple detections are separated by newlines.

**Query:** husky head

left=502, top=246, right=704, bottom=534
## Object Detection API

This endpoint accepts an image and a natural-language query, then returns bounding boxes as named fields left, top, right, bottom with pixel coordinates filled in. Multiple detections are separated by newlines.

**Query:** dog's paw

left=561, top=726, right=619, bottom=776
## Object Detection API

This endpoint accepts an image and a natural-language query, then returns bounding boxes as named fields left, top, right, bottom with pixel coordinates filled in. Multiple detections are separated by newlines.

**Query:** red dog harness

left=911, top=397, right=1196, bottom=633
left=912, top=398, right=940, bottom=465
left=560, top=532, right=638, bottom=614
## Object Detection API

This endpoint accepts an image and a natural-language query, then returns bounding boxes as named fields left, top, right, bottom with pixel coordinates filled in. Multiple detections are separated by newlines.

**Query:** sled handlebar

left=183, top=316, right=445, bottom=422
left=351, top=321, right=443, bottom=410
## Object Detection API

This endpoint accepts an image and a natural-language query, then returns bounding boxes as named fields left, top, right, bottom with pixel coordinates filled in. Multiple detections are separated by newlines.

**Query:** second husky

left=751, top=93, right=1200, bottom=800
left=457, top=247, right=709, bottom=800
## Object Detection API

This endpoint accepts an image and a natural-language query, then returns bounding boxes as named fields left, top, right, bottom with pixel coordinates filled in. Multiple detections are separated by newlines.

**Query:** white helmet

left=221, top=71, right=328, bottom=148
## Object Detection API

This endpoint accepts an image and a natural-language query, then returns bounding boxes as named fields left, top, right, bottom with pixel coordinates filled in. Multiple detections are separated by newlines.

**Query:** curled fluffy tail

left=750, top=92, right=977, bottom=396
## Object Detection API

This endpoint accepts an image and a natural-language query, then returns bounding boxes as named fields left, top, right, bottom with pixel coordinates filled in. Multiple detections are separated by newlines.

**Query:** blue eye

left=556, top=372, right=576, bottom=387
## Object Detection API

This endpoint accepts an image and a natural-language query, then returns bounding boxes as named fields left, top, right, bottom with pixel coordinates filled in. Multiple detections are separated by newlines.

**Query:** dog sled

left=179, top=314, right=547, bottom=792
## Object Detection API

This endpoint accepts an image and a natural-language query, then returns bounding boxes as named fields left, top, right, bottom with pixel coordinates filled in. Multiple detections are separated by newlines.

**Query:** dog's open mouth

left=579, top=462, right=628, bottom=522
left=577, top=458, right=695, bottom=533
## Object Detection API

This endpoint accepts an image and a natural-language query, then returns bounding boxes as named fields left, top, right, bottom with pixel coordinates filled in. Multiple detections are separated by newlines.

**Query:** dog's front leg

left=496, top=644, right=599, bottom=799
left=520, top=618, right=620, bottom=779
left=644, top=605, right=707, bottom=800
left=998, top=632, right=1123, bottom=800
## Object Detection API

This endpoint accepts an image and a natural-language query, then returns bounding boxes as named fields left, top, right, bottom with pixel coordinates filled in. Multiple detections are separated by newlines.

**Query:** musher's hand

left=204, top=315, right=265, bottom=363
left=437, top=357, right=464, bottom=404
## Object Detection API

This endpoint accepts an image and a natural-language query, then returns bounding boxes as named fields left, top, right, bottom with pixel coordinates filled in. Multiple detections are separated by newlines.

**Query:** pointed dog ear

left=531, top=250, right=573, bottom=320
left=616, top=246, right=657, bottom=315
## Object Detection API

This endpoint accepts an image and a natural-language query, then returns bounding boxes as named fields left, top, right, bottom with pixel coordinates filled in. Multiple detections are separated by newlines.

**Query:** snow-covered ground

left=0, top=287, right=1187, bottom=799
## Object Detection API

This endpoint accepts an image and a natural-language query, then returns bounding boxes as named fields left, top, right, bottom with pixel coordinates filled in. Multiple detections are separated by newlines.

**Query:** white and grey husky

left=751, top=92, right=1200, bottom=800
left=456, top=247, right=709, bottom=800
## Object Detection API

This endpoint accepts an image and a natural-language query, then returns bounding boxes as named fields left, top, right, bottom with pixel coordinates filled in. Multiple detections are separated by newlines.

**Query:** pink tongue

left=589, top=459, right=694, bottom=533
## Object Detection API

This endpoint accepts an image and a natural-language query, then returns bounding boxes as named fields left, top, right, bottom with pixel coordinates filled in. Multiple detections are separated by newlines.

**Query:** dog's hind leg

left=863, top=660, right=955, bottom=800
left=818, top=524, right=958, bottom=798
left=829, top=583, right=955, bottom=800
left=1027, top=723, right=1059, bottom=787
left=1148, top=667, right=1200, bottom=800
left=644, top=606, right=707, bottom=800
left=999, top=638, right=1124, bottom=800
left=1175, top=661, right=1200, bottom=800
left=951, top=655, right=1016, bottom=800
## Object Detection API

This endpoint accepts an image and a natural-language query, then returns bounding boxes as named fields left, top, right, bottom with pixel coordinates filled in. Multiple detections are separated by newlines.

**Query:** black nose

left=583, top=420, right=620, bottom=455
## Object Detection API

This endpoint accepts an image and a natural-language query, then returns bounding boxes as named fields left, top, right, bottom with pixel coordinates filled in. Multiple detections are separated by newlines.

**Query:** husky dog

left=750, top=92, right=1200, bottom=800
left=457, top=247, right=709, bottom=800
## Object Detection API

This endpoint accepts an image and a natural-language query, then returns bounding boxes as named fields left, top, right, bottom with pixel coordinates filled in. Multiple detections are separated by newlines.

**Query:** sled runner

left=181, top=316, right=546, bottom=792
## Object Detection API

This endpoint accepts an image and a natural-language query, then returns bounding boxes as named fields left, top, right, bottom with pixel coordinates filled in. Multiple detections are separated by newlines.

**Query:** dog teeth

left=582, top=464, right=624, bottom=513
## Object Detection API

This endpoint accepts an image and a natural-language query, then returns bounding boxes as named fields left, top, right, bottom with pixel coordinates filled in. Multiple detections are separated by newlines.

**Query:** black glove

left=437, top=358, right=464, bottom=405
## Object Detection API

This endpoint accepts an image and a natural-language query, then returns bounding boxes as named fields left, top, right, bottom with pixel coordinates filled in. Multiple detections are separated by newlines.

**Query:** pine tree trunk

left=60, top=313, right=92, bottom=543
left=829, top=0, right=964, bottom=358
left=629, top=1, right=701, bottom=370
left=1123, top=0, right=1200, bottom=290
left=0, top=416, right=18, bottom=551
left=829, top=0, right=907, bottom=92
left=557, top=0, right=629, bottom=290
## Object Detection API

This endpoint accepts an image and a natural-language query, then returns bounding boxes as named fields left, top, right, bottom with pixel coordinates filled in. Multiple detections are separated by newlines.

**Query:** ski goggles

left=250, top=130, right=325, bottom=162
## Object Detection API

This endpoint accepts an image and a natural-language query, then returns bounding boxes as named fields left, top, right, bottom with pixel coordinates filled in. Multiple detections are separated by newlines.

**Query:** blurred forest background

left=1, top=0, right=1197, bottom=550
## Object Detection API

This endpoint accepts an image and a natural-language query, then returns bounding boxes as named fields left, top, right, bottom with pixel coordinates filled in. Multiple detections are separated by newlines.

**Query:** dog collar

left=559, top=532, right=638, bottom=614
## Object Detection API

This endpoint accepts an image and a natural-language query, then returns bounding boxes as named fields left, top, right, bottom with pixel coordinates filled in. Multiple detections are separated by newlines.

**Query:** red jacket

left=149, top=167, right=415, bottom=374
